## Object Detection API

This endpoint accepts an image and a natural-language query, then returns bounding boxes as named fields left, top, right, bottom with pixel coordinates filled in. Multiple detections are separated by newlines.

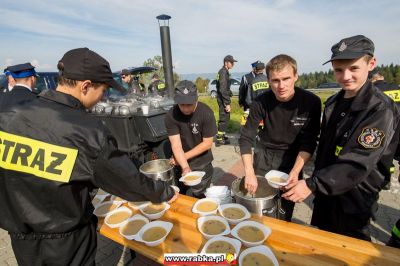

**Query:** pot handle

left=262, top=206, right=276, bottom=215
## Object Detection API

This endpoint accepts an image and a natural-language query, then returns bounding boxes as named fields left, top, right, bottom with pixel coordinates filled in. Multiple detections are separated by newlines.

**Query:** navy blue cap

left=7, top=63, right=38, bottom=78
left=251, top=60, right=261, bottom=68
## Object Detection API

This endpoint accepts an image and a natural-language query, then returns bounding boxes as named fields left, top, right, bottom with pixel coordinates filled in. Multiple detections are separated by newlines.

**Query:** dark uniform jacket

left=216, top=67, right=231, bottom=106
left=0, top=85, right=37, bottom=111
left=0, top=90, right=174, bottom=236
left=245, top=73, right=269, bottom=107
left=307, top=81, right=400, bottom=214
left=239, top=72, right=255, bottom=109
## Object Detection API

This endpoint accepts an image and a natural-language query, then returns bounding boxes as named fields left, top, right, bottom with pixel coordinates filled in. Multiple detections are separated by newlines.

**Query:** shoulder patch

left=357, top=128, right=385, bottom=149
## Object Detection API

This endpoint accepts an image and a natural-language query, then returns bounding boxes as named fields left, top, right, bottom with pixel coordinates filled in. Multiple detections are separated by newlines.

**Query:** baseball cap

left=120, top=69, right=131, bottom=76
left=174, top=80, right=198, bottom=104
left=323, top=35, right=374, bottom=65
left=7, top=63, right=38, bottom=78
left=58, top=47, right=124, bottom=92
left=224, top=55, right=237, bottom=63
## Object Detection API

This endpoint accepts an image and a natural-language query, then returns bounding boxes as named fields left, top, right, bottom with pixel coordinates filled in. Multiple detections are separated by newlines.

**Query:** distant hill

left=179, top=72, right=247, bottom=82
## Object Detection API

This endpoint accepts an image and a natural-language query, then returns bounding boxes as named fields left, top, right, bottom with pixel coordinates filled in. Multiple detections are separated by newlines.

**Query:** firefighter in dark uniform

left=165, top=80, right=217, bottom=198
left=216, top=55, right=237, bottom=146
left=284, top=35, right=400, bottom=241
left=240, top=54, right=321, bottom=221
left=121, top=69, right=145, bottom=96
left=371, top=71, right=400, bottom=190
left=148, top=73, right=166, bottom=96
left=0, top=48, right=178, bottom=266
left=0, top=63, right=37, bottom=110
left=244, top=62, right=269, bottom=108
left=238, top=61, right=259, bottom=111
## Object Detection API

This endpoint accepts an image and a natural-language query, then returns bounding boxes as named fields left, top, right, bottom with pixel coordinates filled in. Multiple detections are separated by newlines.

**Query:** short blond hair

left=266, top=54, right=297, bottom=79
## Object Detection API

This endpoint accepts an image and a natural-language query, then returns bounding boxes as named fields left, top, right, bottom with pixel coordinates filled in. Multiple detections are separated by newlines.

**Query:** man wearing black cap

left=239, top=61, right=259, bottom=111
left=0, top=47, right=177, bottom=265
left=165, top=80, right=217, bottom=198
left=121, top=69, right=145, bottom=96
left=240, top=54, right=321, bottom=221
left=283, top=35, right=400, bottom=241
left=0, top=63, right=38, bottom=110
left=216, top=55, right=237, bottom=146
left=148, top=73, right=166, bottom=96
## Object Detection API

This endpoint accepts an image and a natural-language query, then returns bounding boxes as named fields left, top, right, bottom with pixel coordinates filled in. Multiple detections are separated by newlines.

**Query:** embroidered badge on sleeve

left=358, top=128, right=385, bottom=149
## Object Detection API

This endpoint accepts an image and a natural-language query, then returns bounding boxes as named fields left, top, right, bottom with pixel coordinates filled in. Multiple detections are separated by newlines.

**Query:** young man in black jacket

left=240, top=54, right=321, bottom=221
left=0, top=48, right=177, bottom=265
left=284, top=35, right=400, bottom=241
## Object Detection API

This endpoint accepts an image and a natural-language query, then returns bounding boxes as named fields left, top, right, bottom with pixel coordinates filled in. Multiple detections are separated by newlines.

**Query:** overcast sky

left=1, top=0, right=399, bottom=75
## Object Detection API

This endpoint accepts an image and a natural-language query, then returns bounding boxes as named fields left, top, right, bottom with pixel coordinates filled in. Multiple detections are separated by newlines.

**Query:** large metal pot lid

left=231, top=176, right=278, bottom=199
left=139, top=159, right=173, bottom=174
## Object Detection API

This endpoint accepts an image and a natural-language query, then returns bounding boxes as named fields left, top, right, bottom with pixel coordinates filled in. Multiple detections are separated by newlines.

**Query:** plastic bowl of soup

left=218, top=203, right=251, bottom=225
left=239, top=245, right=279, bottom=266
left=265, top=170, right=289, bottom=188
left=93, top=201, right=122, bottom=218
left=192, top=198, right=220, bottom=216
left=200, top=236, right=241, bottom=255
left=119, top=214, right=150, bottom=240
left=95, top=188, right=110, bottom=202
left=139, top=202, right=170, bottom=220
left=197, top=215, right=230, bottom=239
left=179, top=171, right=205, bottom=186
left=104, top=206, right=132, bottom=228
left=136, top=221, right=173, bottom=246
left=231, top=220, right=271, bottom=247
left=92, top=196, right=104, bottom=207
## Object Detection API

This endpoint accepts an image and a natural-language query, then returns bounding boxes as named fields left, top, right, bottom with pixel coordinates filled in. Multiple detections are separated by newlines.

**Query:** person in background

left=148, top=73, right=166, bottom=96
left=216, top=55, right=237, bottom=146
left=240, top=54, right=321, bottom=221
left=284, top=35, right=400, bottom=241
left=165, top=80, right=217, bottom=198
left=120, top=69, right=145, bottom=96
left=239, top=61, right=259, bottom=111
left=244, top=62, right=269, bottom=109
left=0, top=63, right=38, bottom=110
left=0, top=48, right=177, bottom=265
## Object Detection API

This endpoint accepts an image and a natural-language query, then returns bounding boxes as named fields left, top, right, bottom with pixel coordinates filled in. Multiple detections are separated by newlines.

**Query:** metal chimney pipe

left=156, top=14, right=174, bottom=98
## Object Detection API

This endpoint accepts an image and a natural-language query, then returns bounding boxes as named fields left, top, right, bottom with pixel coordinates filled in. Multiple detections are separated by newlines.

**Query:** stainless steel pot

left=231, top=176, right=278, bottom=216
left=139, top=159, right=174, bottom=182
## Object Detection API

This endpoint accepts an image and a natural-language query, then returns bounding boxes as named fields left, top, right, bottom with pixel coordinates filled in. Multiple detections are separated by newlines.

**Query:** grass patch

left=199, top=89, right=338, bottom=134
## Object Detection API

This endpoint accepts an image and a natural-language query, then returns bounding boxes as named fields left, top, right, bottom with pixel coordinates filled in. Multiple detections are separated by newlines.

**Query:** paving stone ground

left=1, top=134, right=399, bottom=265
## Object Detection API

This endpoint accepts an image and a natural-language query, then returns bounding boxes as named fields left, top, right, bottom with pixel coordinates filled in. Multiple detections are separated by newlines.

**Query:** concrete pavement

left=1, top=133, right=399, bottom=265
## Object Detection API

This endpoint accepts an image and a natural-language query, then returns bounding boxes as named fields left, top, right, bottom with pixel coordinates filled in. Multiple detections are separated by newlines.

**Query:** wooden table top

left=99, top=194, right=400, bottom=265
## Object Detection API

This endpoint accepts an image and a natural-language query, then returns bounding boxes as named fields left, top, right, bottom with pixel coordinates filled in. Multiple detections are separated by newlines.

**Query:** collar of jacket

left=38, top=89, right=85, bottom=110
left=325, top=81, right=378, bottom=112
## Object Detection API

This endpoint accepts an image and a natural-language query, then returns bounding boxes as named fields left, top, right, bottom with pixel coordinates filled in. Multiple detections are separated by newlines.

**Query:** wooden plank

left=99, top=194, right=400, bottom=265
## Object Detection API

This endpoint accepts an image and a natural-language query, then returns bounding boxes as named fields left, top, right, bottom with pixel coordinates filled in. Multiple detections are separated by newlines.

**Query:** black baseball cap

left=224, top=55, right=237, bottom=63
left=58, top=48, right=124, bottom=92
left=7, top=63, right=38, bottom=78
left=255, top=62, right=265, bottom=71
left=323, top=35, right=375, bottom=65
left=120, top=69, right=131, bottom=76
left=174, top=80, right=198, bottom=104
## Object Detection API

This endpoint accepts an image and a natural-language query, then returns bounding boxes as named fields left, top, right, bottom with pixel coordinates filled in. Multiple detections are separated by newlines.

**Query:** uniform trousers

left=217, top=97, right=230, bottom=133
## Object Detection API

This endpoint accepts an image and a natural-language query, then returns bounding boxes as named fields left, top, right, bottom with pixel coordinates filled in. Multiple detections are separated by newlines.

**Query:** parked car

left=207, top=77, right=241, bottom=98
left=317, top=82, right=341, bottom=89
